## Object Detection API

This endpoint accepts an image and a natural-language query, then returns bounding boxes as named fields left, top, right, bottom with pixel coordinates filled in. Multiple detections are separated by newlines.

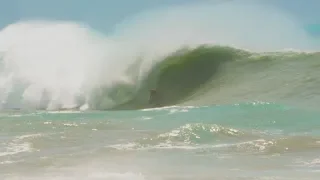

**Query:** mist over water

left=113, top=0, right=315, bottom=51
left=0, top=1, right=317, bottom=110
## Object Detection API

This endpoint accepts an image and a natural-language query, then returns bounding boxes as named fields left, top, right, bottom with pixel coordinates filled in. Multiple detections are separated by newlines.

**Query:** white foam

left=4, top=171, right=146, bottom=180
left=0, top=142, right=31, bottom=157
left=107, top=142, right=199, bottom=151
left=0, top=0, right=316, bottom=110
left=0, top=134, right=41, bottom=157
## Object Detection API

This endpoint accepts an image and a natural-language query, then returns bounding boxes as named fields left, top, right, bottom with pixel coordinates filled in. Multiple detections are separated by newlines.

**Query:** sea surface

left=1, top=103, right=319, bottom=179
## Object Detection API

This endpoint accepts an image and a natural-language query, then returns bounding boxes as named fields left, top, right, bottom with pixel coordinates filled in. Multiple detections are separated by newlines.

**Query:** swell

left=106, top=102, right=320, bottom=154
left=108, top=45, right=320, bottom=110
left=109, top=45, right=246, bottom=110
left=2, top=103, right=319, bottom=156
left=107, top=122, right=320, bottom=155
left=1, top=42, right=319, bottom=111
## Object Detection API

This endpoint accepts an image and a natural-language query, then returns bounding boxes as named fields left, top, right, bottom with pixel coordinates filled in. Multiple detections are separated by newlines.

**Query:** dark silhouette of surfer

left=149, top=89, right=161, bottom=107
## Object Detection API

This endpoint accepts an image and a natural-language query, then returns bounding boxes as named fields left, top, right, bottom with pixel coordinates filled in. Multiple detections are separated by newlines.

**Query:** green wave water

left=101, top=45, right=320, bottom=111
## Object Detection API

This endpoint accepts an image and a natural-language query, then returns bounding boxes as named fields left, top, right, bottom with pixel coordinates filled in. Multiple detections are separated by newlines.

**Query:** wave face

left=0, top=1, right=318, bottom=111
left=112, top=46, right=320, bottom=110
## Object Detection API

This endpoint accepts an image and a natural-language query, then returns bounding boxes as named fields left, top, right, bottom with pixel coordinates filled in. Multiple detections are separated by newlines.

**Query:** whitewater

left=1, top=1, right=320, bottom=180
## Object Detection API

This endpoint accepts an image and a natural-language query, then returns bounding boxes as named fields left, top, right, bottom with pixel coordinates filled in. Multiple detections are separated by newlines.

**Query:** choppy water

left=1, top=103, right=319, bottom=180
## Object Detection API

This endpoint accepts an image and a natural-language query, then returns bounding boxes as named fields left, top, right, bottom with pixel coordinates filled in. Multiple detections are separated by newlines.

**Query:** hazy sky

left=1, top=0, right=319, bottom=35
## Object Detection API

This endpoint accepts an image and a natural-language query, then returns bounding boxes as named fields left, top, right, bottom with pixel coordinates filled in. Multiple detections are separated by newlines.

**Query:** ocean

left=1, top=1, right=320, bottom=179
left=0, top=103, right=319, bottom=179
left=1, top=46, right=320, bottom=179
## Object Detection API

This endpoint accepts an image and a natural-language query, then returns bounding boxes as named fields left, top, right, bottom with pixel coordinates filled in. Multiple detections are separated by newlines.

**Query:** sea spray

left=0, top=21, right=136, bottom=110
left=0, top=1, right=317, bottom=110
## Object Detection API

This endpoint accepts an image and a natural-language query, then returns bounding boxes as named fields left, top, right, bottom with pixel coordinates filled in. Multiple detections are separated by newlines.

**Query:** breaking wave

left=0, top=0, right=318, bottom=111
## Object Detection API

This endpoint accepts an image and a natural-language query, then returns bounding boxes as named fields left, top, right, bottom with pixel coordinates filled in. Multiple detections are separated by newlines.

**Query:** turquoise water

left=1, top=3, right=320, bottom=178
left=1, top=102, right=319, bottom=179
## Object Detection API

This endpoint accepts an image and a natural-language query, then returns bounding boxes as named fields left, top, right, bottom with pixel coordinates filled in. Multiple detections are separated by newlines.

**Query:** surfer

left=149, top=89, right=161, bottom=107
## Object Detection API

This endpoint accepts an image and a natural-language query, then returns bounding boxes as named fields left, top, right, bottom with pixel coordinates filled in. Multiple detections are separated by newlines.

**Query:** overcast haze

left=0, top=0, right=319, bottom=36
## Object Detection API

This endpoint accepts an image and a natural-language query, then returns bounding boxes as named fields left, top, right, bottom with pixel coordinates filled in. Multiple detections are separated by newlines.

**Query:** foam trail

left=0, top=1, right=317, bottom=110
